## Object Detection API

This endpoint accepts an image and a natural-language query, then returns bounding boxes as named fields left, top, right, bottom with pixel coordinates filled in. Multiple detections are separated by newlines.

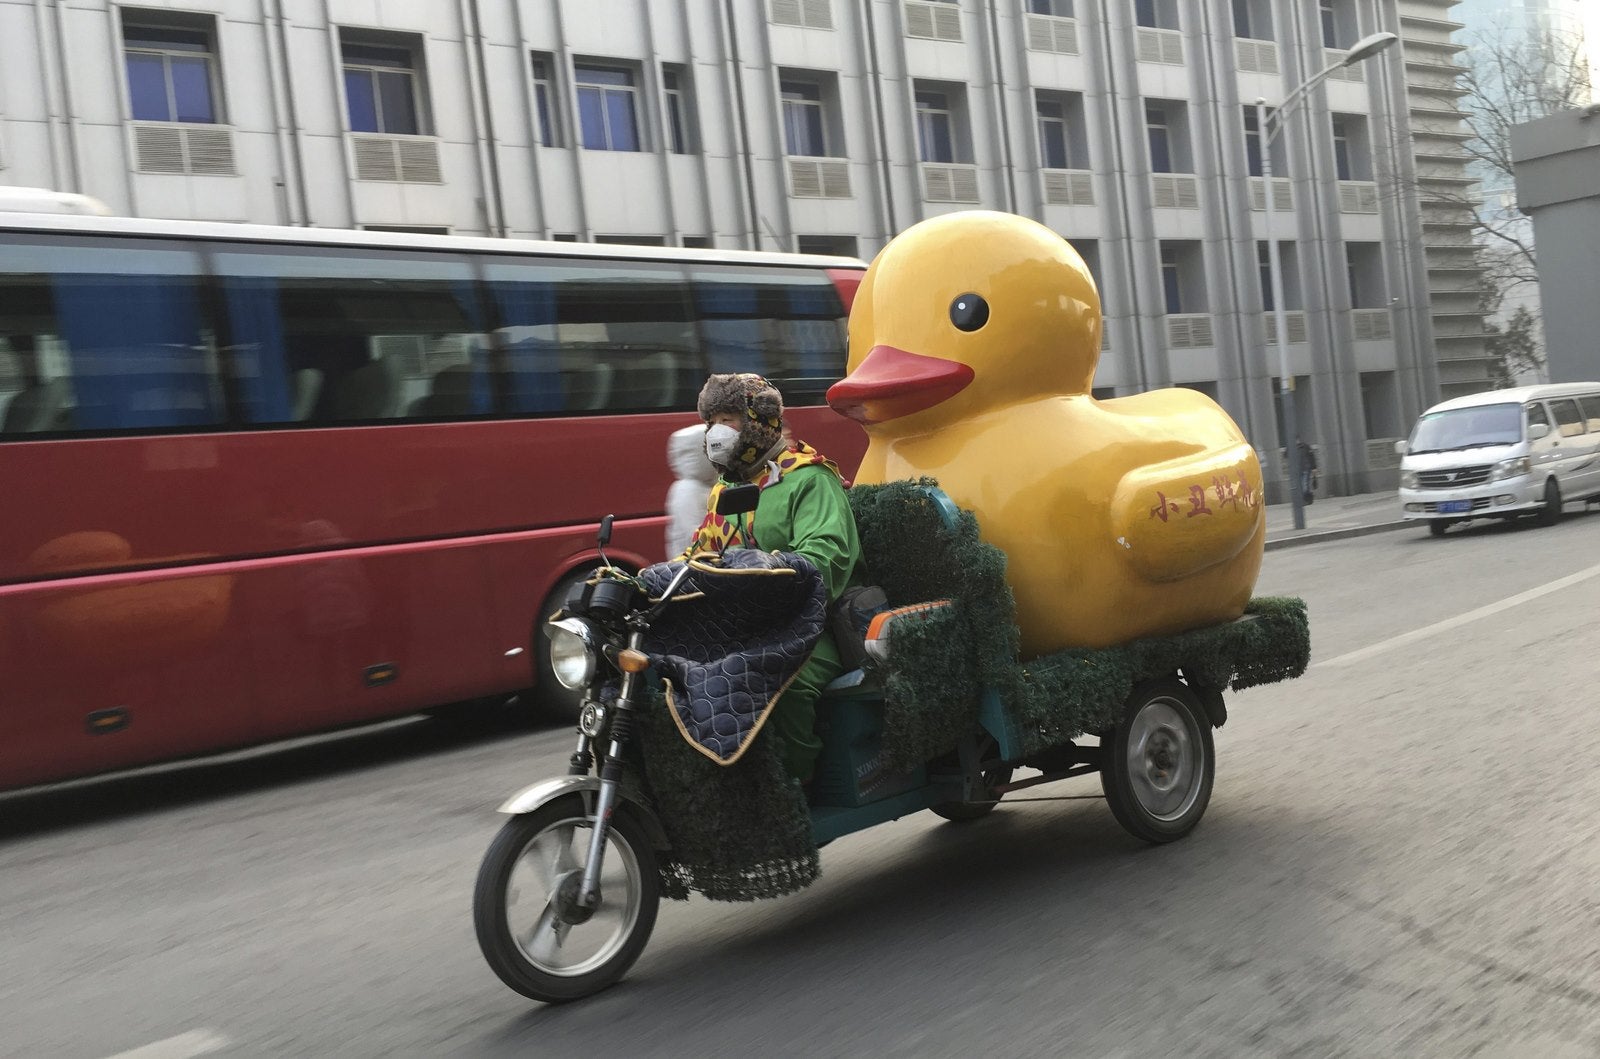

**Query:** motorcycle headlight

left=1400, top=470, right=1419, bottom=490
left=1488, top=456, right=1530, bottom=482
left=546, top=618, right=597, bottom=690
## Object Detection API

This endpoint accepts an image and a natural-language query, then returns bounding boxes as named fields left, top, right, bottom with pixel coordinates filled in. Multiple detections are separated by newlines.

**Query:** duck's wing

left=1107, top=442, right=1265, bottom=583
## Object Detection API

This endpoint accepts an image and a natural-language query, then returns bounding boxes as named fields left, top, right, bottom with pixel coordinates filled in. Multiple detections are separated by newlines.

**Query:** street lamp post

left=1256, top=31, right=1397, bottom=530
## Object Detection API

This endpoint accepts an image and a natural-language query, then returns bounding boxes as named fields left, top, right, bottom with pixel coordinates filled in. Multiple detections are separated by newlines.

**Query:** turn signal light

left=617, top=649, right=650, bottom=673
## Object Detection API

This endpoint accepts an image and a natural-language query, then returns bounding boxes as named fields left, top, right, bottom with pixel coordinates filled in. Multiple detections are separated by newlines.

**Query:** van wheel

left=1538, top=479, right=1562, bottom=527
left=1428, top=520, right=1448, bottom=538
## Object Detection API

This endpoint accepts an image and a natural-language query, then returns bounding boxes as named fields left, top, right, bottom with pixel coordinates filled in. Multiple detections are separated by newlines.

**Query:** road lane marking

left=102, top=1030, right=230, bottom=1059
left=1315, top=559, right=1600, bottom=669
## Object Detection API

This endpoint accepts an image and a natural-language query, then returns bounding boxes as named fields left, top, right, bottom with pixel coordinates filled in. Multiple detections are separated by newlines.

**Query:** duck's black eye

left=949, top=293, right=989, bottom=332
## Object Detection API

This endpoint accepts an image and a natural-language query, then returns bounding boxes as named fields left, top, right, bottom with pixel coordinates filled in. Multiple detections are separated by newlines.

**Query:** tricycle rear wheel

left=1100, top=679, right=1214, bottom=844
left=931, top=737, right=1013, bottom=822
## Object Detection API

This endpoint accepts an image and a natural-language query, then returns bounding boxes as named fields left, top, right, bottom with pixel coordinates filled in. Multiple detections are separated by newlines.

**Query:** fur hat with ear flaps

left=697, top=373, right=787, bottom=478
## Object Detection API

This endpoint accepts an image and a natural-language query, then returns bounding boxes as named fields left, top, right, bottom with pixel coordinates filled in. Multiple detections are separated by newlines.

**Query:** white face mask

left=704, top=423, right=742, bottom=467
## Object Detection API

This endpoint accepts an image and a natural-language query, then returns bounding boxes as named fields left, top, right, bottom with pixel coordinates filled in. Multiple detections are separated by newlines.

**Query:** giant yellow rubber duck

left=827, top=211, right=1265, bottom=655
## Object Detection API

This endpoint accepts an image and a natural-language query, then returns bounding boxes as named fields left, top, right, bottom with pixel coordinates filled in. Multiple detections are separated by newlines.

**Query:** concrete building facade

left=0, top=0, right=1489, bottom=494
left=1511, top=105, right=1600, bottom=383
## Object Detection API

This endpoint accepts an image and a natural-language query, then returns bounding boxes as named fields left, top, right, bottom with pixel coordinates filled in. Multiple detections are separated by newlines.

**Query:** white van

left=1396, top=383, right=1600, bottom=536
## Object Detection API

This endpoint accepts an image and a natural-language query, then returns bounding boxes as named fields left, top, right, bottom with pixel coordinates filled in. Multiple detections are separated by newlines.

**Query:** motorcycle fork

left=577, top=629, right=643, bottom=909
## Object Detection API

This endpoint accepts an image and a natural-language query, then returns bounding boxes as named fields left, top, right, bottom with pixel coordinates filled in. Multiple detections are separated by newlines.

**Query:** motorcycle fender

left=497, top=776, right=672, bottom=851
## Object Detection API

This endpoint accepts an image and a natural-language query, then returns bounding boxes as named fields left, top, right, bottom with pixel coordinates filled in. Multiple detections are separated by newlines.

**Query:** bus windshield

left=1409, top=403, right=1522, bottom=454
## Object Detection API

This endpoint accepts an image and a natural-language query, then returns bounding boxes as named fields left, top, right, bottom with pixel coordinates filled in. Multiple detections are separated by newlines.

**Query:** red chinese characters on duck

left=1148, top=471, right=1260, bottom=523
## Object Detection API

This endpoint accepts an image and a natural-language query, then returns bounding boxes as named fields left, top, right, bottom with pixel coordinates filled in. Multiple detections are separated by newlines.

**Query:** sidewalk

left=1264, top=489, right=1408, bottom=550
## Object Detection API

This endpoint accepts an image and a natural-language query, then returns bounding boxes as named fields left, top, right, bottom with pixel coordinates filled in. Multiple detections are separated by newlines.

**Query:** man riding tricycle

left=471, top=212, right=1312, bottom=1004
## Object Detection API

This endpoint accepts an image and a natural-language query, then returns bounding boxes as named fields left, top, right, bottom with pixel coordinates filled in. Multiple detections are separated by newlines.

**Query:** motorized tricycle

left=473, top=482, right=1308, bottom=1004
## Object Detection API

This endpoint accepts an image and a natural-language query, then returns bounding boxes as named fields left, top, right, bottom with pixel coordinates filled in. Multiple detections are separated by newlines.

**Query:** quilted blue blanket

left=638, top=550, right=828, bottom=764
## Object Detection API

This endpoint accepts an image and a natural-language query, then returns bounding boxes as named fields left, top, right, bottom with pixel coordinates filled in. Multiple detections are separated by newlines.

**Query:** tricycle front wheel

left=473, top=795, right=660, bottom=1003
left=1100, top=679, right=1214, bottom=844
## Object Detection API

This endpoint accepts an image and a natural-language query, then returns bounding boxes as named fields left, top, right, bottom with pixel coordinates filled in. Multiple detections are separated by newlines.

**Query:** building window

left=363, top=225, right=451, bottom=234
left=1320, top=0, right=1338, bottom=47
left=916, top=91, right=955, bottom=163
left=1160, top=242, right=1206, bottom=314
left=1258, top=242, right=1302, bottom=311
left=575, top=64, right=641, bottom=152
left=662, top=65, right=694, bottom=154
left=796, top=234, right=859, bottom=256
left=1074, top=239, right=1102, bottom=292
left=123, top=20, right=221, bottom=124
left=1036, top=92, right=1087, bottom=170
left=1143, top=100, right=1191, bottom=173
left=1146, top=104, right=1171, bottom=172
left=1346, top=243, right=1386, bottom=308
left=342, top=40, right=422, bottom=135
left=1243, top=107, right=1262, bottom=176
left=1028, top=0, right=1074, bottom=14
left=1330, top=114, right=1372, bottom=180
left=1243, top=106, right=1286, bottom=177
left=781, top=80, right=828, bottom=156
left=531, top=54, right=561, bottom=147
left=1360, top=371, right=1399, bottom=438
left=1258, top=243, right=1274, bottom=311
left=1232, top=0, right=1272, bottom=39
left=1332, top=117, right=1351, bottom=180
left=1161, top=246, right=1182, bottom=313
left=682, top=236, right=713, bottom=249
left=1038, top=99, right=1069, bottom=169
left=1135, top=0, right=1179, bottom=30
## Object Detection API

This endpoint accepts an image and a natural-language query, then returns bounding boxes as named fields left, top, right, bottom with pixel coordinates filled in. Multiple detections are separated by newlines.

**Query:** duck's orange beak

left=827, top=345, right=974, bottom=425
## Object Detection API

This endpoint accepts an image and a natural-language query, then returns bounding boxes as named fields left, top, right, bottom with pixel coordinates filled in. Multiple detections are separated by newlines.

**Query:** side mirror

left=1393, top=440, right=1408, bottom=456
left=597, top=514, right=614, bottom=548
left=1527, top=422, right=1551, bottom=441
left=715, top=483, right=762, bottom=517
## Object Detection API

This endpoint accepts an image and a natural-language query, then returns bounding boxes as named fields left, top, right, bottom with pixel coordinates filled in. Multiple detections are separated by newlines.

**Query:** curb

left=1264, top=518, right=1413, bottom=551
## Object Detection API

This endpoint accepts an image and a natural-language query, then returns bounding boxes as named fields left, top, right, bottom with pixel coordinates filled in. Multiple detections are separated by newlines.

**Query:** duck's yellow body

left=828, top=211, right=1265, bottom=655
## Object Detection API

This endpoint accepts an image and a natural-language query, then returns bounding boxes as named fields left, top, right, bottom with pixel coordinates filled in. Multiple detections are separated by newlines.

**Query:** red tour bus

left=0, top=212, right=866, bottom=791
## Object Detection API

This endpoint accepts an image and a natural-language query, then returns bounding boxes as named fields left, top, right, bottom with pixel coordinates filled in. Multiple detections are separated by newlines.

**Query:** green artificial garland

left=630, top=478, right=1309, bottom=902
left=851, top=479, right=1308, bottom=765
left=632, top=681, right=819, bottom=902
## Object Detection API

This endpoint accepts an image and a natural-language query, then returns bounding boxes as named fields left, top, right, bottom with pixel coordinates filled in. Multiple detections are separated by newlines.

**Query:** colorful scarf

left=678, top=442, right=842, bottom=559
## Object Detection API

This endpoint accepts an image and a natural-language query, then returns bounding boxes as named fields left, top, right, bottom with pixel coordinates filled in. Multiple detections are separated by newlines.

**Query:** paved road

left=5, top=512, right=1600, bottom=1058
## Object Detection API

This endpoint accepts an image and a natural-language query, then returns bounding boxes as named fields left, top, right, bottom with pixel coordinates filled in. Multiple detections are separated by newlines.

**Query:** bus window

left=0, top=237, right=222, bottom=435
left=483, top=259, right=699, bottom=415
left=690, top=266, right=848, bottom=407
left=212, top=247, right=490, bottom=425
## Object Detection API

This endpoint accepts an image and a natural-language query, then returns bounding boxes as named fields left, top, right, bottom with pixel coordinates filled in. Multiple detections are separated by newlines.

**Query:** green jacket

left=724, top=464, right=861, bottom=603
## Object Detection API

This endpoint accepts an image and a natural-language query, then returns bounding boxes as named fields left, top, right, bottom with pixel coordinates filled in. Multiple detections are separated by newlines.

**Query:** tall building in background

left=1393, top=0, right=1498, bottom=398
left=0, top=0, right=1490, bottom=495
